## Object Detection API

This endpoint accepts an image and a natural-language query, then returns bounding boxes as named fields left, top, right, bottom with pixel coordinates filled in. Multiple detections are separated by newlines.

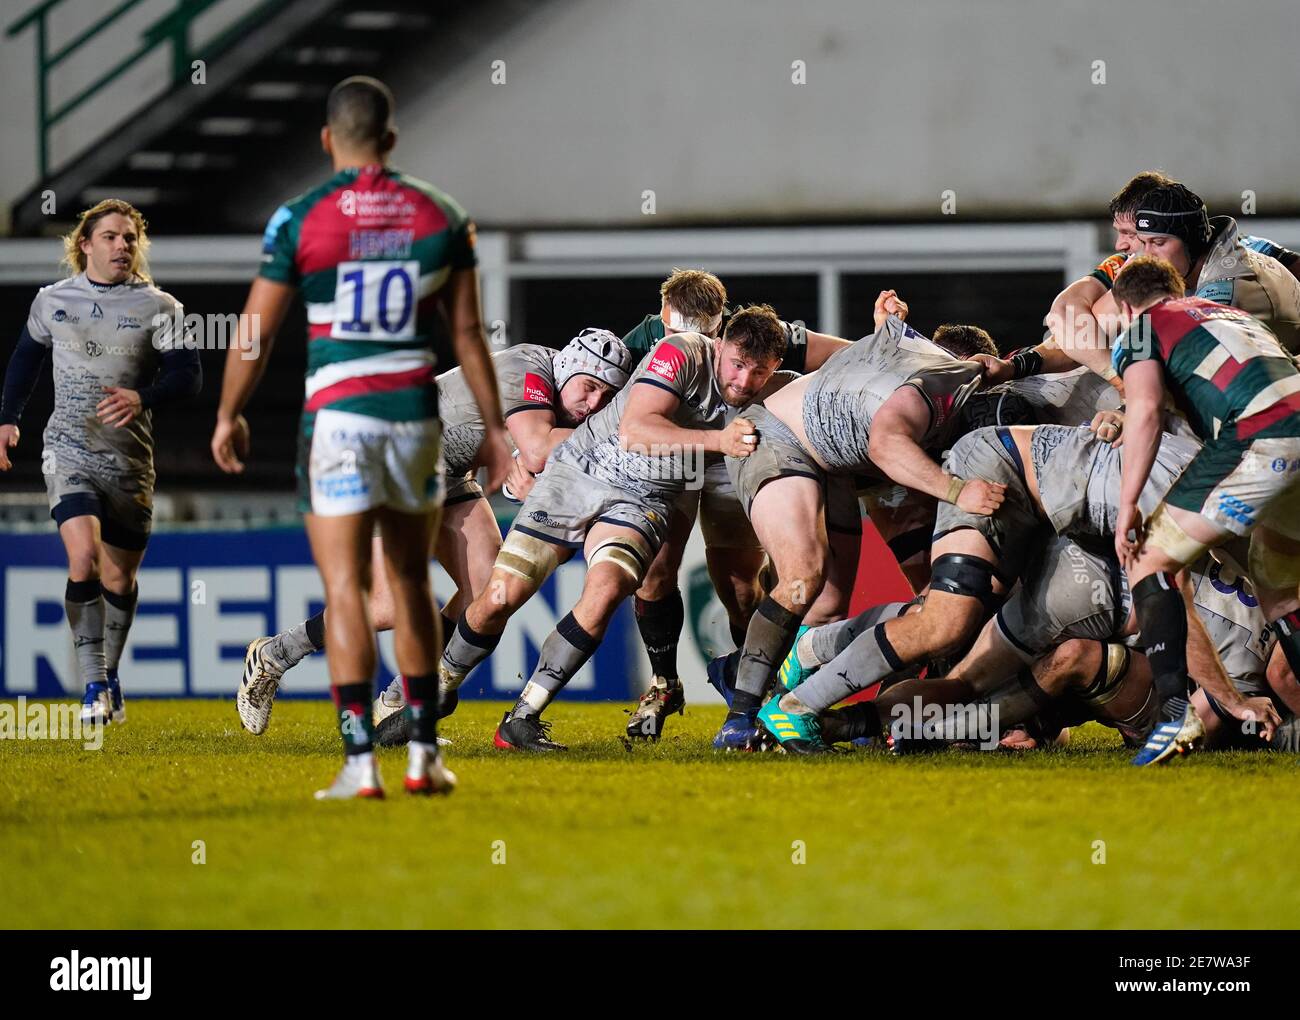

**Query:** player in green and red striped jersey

left=1111, top=256, right=1296, bottom=764
left=211, top=76, right=510, bottom=799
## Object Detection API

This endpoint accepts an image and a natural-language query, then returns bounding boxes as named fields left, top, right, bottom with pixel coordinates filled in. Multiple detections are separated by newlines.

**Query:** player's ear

left=380, top=128, right=397, bottom=155
left=320, top=125, right=332, bottom=156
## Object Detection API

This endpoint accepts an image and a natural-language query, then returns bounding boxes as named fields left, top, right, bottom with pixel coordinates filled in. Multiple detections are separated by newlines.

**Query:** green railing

left=7, top=0, right=293, bottom=180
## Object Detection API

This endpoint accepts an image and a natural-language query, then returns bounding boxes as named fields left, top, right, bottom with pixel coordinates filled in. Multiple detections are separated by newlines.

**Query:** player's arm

left=1113, top=359, right=1165, bottom=564
left=211, top=278, right=296, bottom=472
left=803, top=330, right=851, bottom=372
left=98, top=304, right=203, bottom=427
left=0, top=325, right=50, bottom=470
left=444, top=267, right=510, bottom=493
left=506, top=407, right=569, bottom=474
left=618, top=381, right=756, bottom=457
left=1184, top=601, right=1280, bottom=738
left=868, top=385, right=1005, bottom=514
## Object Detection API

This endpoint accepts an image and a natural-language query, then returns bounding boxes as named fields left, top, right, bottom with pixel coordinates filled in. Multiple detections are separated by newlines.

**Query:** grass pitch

left=2, top=699, right=1298, bottom=929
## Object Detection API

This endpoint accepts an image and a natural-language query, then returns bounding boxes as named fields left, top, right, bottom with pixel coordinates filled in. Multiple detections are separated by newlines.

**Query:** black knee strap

left=930, top=553, right=1003, bottom=612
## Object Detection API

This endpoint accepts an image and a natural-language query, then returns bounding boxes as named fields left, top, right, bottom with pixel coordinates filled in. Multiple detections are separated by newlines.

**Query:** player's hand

left=0, top=424, right=18, bottom=471
left=872, top=289, right=909, bottom=330
left=1090, top=409, right=1125, bottom=446
left=503, top=455, right=536, bottom=503
left=211, top=413, right=251, bottom=473
left=1114, top=502, right=1144, bottom=567
left=719, top=416, right=759, bottom=458
left=97, top=386, right=142, bottom=427
left=1233, top=696, right=1282, bottom=742
left=970, top=353, right=1014, bottom=384
left=955, top=478, right=1005, bottom=515
left=477, top=428, right=513, bottom=495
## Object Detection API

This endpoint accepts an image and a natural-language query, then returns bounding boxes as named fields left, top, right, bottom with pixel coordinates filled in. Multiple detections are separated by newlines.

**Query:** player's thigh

left=639, top=494, right=696, bottom=597
left=375, top=506, right=440, bottom=585
left=749, top=474, right=826, bottom=571
left=436, top=496, right=501, bottom=599
left=305, top=511, right=377, bottom=593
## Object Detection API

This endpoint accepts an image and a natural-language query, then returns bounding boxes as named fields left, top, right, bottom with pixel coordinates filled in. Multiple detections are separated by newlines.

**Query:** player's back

left=1125, top=297, right=1300, bottom=442
left=261, top=163, right=477, bottom=423
left=801, top=317, right=983, bottom=470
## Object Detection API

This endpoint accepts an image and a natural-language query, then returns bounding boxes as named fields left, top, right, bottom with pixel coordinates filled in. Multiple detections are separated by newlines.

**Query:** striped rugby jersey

left=1113, top=296, right=1300, bottom=441
left=259, top=163, right=477, bottom=422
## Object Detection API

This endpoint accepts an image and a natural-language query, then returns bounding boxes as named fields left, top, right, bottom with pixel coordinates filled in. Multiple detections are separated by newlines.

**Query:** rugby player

left=754, top=419, right=1242, bottom=752
left=621, top=270, right=854, bottom=741
left=0, top=199, right=201, bottom=726
left=982, top=175, right=1300, bottom=387
left=715, top=306, right=1004, bottom=748
left=233, top=328, right=631, bottom=739
left=1110, top=256, right=1300, bottom=764
left=437, top=306, right=786, bottom=750
left=211, top=76, right=510, bottom=798
left=818, top=536, right=1286, bottom=755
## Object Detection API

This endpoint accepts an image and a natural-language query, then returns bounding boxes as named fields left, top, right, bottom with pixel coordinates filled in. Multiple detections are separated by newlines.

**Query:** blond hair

left=660, top=268, right=726, bottom=321
left=62, top=199, right=152, bottom=283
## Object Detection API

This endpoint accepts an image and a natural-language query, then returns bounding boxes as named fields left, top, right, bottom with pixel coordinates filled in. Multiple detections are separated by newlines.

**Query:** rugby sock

left=1268, top=610, right=1300, bottom=683
left=402, top=671, right=440, bottom=745
left=102, top=583, right=137, bottom=675
left=633, top=591, right=684, bottom=683
left=442, top=612, right=501, bottom=681
left=1132, top=572, right=1190, bottom=720
left=730, top=597, right=802, bottom=717
left=512, top=612, right=599, bottom=719
left=304, top=609, right=326, bottom=651
left=262, top=621, right=317, bottom=672
left=65, top=578, right=107, bottom=687
left=796, top=622, right=906, bottom=713
left=808, top=601, right=912, bottom=666
left=333, top=681, right=374, bottom=756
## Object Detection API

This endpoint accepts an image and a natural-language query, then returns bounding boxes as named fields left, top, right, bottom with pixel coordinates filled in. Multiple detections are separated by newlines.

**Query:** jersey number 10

left=332, top=260, right=419, bottom=340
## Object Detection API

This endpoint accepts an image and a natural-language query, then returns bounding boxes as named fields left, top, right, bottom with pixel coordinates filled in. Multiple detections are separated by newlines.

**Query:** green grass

left=1, top=699, right=1298, bottom=929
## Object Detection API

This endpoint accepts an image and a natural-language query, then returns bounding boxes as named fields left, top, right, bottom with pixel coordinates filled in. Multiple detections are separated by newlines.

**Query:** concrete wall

left=256, top=0, right=1299, bottom=228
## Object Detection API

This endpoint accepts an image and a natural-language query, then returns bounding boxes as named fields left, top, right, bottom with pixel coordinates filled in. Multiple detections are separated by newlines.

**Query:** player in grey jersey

left=0, top=199, right=201, bottom=726
left=235, top=329, right=632, bottom=737
left=757, top=421, right=1276, bottom=750
left=715, top=307, right=1010, bottom=748
left=815, top=536, right=1292, bottom=754
left=436, top=306, right=785, bottom=751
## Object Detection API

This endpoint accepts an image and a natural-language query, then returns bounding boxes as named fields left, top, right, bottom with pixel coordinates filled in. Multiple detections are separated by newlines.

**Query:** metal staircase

left=6, top=0, right=462, bottom=235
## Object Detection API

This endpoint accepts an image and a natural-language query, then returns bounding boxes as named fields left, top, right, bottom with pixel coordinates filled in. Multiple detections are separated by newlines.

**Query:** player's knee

left=914, top=593, right=984, bottom=655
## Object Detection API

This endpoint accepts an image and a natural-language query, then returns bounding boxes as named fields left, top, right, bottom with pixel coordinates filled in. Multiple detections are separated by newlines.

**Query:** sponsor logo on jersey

left=521, top=372, right=553, bottom=405
left=528, top=509, right=565, bottom=530
left=646, top=342, right=687, bottom=383
left=337, top=189, right=357, bottom=216
left=117, top=315, right=143, bottom=330
left=52, top=308, right=79, bottom=323
left=91, top=303, right=103, bottom=319
left=84, top=340, right=103, bottom=357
